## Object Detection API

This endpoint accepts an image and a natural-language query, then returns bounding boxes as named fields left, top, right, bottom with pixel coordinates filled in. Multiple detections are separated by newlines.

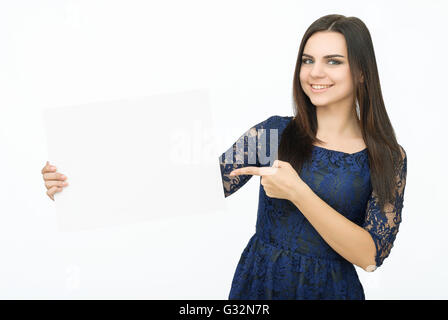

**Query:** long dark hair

left=278, top=14, right=404, bottom=213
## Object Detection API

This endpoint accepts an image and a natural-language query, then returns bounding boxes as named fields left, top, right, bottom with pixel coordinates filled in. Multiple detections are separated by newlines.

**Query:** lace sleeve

left=362, top=145, right=408, bottom=271
left=218, top=116, right=278, bottom=198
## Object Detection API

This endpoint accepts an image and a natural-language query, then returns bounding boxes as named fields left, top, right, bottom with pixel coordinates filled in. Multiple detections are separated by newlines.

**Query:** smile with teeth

left=311, top=84, right=333, bottom=89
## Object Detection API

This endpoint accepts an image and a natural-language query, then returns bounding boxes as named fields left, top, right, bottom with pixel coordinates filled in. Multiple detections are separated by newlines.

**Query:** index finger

left=230, top=166, right=277, bottom=176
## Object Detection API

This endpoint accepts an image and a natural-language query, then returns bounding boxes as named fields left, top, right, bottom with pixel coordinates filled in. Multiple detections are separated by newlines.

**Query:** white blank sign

left=43, top=89, right=225, bottom=232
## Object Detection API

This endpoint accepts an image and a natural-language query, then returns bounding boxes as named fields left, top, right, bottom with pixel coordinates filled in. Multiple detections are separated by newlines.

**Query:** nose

left=309, top=61, right=326, bottom=79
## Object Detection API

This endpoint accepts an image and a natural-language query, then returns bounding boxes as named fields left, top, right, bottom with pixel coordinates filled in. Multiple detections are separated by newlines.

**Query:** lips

left=310, top=84, right=334, bottom=93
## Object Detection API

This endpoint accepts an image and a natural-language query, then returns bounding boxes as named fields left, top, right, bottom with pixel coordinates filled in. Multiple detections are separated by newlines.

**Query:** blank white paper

left=43, top=89, right=225, bottom=232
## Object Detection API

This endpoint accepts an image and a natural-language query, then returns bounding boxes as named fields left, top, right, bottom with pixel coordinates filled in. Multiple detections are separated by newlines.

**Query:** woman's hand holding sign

left=229, top=160, right=305, bottom=202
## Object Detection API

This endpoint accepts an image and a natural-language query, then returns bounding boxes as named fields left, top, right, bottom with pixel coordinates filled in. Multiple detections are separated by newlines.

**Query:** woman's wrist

left=289, top=180, right=309, bottom=204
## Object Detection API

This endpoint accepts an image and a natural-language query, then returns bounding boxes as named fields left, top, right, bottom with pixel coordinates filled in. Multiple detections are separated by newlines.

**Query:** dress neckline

left=284, top=116, right=368, bottom=156
left=312, top=144, right=368, bottom=156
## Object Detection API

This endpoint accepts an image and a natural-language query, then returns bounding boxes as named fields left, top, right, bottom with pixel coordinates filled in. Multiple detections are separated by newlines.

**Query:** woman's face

left=299, top=31, right=356, bottom=108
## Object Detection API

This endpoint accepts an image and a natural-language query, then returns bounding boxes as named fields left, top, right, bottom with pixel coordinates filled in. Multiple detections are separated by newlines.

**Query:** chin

left=310, top=97, right=331, bottom=106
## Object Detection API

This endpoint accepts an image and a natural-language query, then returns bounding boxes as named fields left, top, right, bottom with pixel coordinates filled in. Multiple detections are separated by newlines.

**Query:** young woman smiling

left=219, top=14, right=407, bottom=300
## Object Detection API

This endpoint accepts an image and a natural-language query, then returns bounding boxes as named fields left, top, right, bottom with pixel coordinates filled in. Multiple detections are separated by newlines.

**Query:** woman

left=42, top=13, right=407, bottom=300
left=219, top=14, right=407, bottom=299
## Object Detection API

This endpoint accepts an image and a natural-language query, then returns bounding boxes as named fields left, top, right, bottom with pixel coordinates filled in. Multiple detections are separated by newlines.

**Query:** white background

left=0, top=0, right=447, bottom=299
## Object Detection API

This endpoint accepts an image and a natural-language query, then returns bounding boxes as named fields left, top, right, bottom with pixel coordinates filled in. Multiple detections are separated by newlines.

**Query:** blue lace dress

left=219, top=115, right=407, bottom=300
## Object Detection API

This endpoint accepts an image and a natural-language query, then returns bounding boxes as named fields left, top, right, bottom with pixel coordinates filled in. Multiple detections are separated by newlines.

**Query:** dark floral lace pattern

left=362, top=146, right=407, bottom=268
left=219, top=116, right=279, bottom=197
left=219, top=115, right=407, bottom=299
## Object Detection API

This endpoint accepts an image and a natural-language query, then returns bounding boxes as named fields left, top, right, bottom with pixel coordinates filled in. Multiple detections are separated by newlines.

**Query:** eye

left=328, top=59, right=342, bottom=65
left=301, top=58, right=342, bottom=65
left=301, top=58, right=312, bottom=64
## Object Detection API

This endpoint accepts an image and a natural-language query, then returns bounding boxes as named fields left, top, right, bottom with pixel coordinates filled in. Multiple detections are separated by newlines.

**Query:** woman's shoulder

left=398, top=144, right=406, bottom=159
left=396, top=143, right=407, bottom=171
left=256, top=115, right=294, bottom=130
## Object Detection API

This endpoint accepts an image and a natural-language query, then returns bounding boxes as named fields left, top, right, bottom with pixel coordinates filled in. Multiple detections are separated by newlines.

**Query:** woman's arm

left=290, top=183, right=377, bottom=271
left=290, top=145, right=407, bottom=272
left=229, top=146, right=407, bottom=272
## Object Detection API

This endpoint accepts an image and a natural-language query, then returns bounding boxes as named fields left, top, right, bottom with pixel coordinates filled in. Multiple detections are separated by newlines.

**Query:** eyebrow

left=302, top=53, right=345, bottom=59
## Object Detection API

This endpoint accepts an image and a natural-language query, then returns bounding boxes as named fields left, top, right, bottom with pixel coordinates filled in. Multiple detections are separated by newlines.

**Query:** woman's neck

left=315, top=102, right=361, bottom=140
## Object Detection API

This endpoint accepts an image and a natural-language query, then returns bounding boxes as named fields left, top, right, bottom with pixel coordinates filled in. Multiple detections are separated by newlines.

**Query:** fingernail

left=50, top=166, right=56, bottom=170
left=229, top=172, right=235, bottom=176
left=63, top=182, right=68, bottom=186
